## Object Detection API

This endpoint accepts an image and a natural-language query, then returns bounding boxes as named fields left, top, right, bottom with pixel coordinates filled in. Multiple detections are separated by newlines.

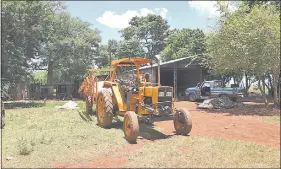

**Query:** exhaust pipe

left=155, top=55, right=161, bottom=86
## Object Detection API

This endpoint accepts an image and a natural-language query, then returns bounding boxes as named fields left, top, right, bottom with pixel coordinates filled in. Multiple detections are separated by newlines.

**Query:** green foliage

left=116, top=39, right=146, bottom=59
left=31, top=71, right=48, bottom=84
left=95, top=39, right=120, bottom=68
left=1, top=1, right=65, bottom=84
left=244, top=0, right=280, bottom=12
left=160, top=28, right=206, bottom=62
left=41, top=11, right=101, bottom=84
left=1, top=1, right=102, bottom=85
left=119, top=14, right=170, bottom=59
left=206, top=3, right=280, bottom=104
left=18, top=138, right=33, bottom=156
left=207, top=4, right=280, bottom=75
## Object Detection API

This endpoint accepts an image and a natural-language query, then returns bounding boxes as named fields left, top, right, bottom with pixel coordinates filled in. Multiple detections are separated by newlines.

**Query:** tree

left=244, top=0, right=280, bottom=11
left=116, top=39, right=146, bottom=59
left=107, top=39, right=119, bottom=64
left=160, top=28, right=206, bottom=61
left=94, top=39, right=120, bottom=68
left=1, top=1, right=65, bottom=85
left=39, top=12, right=101, bottom=84
left=206, top=4, right=280, bottom=107
left=119, top=14, right=170, bottom=59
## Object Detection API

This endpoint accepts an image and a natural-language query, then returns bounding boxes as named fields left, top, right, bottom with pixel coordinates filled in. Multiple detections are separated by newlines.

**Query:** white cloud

left=160, top=8, right=168, bottom=18
left=188, top=1, right=237, bottom=18
left=188, top=1, right=220, bottom=18
left=96, top=10, right=138, bottom=29
left=96, top=8, right=169, bottom=29
left=140, top=8, right=154, bottom=16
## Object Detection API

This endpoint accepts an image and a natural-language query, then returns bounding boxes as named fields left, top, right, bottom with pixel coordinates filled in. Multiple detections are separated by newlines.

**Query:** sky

left=66, top=1, right=236, bottom=44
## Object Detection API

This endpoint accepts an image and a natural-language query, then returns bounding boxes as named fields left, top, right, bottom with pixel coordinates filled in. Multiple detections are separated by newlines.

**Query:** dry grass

left=261, top=116, right=280, bottom=124
left=1, top=100, right=280, bottom=168
left=1, top=100, right=127, bottom=168
left=120, top=136, right=280, bottom=168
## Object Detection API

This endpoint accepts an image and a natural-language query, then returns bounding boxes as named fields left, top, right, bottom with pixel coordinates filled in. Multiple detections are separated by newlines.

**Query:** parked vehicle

left=185, top=80, right=245, bottom=102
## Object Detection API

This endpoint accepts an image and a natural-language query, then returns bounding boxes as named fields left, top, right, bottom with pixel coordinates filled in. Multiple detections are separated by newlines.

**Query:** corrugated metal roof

left=139, top=56, right=194, bottom=70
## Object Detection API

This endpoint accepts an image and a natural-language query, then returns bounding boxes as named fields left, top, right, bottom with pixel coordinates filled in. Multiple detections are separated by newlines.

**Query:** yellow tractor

left=79, top=58, right=192, bottom=143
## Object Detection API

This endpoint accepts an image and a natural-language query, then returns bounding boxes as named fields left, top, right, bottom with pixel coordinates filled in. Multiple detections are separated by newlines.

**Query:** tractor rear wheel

left=173, top=108, right=192, bottom=135
left=124, top=111, right=139, bottom=143
left=97, top=88, right=114, bottom=128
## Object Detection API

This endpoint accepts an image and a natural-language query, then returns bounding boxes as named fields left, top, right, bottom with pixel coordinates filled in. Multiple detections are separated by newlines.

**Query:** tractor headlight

left=159, top=92, right=164, bottom=97
left=166, top=92, right=172, bottom=97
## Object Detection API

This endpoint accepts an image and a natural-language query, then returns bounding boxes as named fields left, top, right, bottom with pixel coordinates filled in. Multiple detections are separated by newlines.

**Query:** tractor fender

left=100, top=81, right=125, bottom=111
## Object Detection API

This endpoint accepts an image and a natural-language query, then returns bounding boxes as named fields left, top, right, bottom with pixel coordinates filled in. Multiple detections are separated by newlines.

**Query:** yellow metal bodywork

left=80, top=57, right=175, bottom=117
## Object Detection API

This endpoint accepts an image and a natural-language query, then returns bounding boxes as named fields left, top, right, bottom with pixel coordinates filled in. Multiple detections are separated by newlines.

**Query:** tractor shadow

left=110, top=115, right=175, bottom=142
left=77, top=110, right=94, bottom=122
left=137, top=123, right=174, bottom=141
left=77, top=110, right=176, bottom=142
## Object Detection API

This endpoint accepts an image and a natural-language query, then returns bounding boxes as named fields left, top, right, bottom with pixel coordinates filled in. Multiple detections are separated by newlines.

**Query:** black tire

left=124, top=111, right=139, bottom=143
left=188, top=93, right=197, bottom=102
left=96, top=88, right=114, bottom=128
left=173, top=108, right=192, bottom=135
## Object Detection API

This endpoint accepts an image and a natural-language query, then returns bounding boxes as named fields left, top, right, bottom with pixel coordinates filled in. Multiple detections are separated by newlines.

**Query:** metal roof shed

left=139, top=56, right=206, bottom=100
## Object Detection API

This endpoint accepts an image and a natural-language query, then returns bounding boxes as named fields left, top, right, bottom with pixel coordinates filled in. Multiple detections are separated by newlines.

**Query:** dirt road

left=54, top=101, right=280, bottom=168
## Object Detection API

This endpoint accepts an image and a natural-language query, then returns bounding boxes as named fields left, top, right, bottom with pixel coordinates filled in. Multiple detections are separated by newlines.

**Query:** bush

left=18, top=139, right=33, bottom=156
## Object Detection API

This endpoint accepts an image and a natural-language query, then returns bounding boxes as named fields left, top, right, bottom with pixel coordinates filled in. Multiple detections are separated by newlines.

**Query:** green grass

left=120, top=136, right=280, bottom=168
left=261, top=116, right=280, bottom=124
left=1, top=100, right=280, bottom=168
left=2, top=100, right=127, bottom=168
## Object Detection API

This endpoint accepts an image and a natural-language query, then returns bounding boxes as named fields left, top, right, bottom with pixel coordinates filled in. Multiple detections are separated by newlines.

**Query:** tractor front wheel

left=173, top=108, right=192, bottom=135
left=96, top=88, right=114, bottom=128
left=124, top=111, right=139, bottom=143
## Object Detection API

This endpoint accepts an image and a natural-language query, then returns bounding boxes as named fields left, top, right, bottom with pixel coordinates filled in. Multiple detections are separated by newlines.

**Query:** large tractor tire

left=173, top=108, right=192, bottom=135
left=96, top=88, right=114, bottom=128
left=123, top=111, right=139, bottom=143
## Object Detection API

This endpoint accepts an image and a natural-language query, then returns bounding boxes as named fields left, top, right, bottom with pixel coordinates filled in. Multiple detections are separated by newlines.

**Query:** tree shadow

left=205, top=103, right=280, bottom=116
left=4, top=101, right=44, bottom=109
left=239, top=96, right=274, bottom=104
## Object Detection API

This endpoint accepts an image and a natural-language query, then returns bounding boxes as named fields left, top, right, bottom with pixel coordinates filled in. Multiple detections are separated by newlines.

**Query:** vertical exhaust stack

left=155, top=55, right=161, bottom=87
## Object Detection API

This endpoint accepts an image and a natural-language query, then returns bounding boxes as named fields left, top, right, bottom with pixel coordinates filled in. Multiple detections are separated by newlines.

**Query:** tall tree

left=116, top=39, right=146, bottom=59
left=119, top=14, right=170, bottom=59
left=107, top=39, right=119, bottom=64
left=1, top=1, right=65, bottom=85
left=160, top=28, right=206, bottom=62
left=39, top=12, right=101, bottom=84
left=206, top=4, right=280, bottom=107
